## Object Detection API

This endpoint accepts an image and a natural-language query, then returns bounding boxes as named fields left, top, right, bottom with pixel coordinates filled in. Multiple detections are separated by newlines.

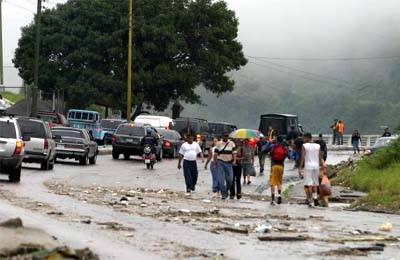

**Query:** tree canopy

left=13, top=0, right=247, bottom=115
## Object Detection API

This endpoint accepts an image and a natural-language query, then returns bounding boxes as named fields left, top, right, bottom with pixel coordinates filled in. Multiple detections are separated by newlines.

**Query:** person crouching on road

left=213, top=132, right=237, bottom=200
left=205, top=138, right=220, bottom=198
left=178, top=134, right=204, bottom=195
left=299, top=133, right=326, bottom=207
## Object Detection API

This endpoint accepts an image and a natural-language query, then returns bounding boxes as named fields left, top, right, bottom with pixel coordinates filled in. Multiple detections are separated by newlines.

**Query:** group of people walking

left=177, top=129, right=331, bottom=208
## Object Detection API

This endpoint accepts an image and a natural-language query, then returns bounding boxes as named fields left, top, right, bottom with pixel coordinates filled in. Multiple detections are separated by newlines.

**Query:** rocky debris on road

left=0, top=218, right=98, bottom=260
left=327, top=158, right=358, bottom=179
left=321, top=243, right=386, bottom=257
left=96, top=221, right=135, bottom=232
left=258, top=235, right=312, bottom=242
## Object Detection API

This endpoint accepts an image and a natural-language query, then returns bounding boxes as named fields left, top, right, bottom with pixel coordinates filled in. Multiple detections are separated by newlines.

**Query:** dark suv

left=172, top=118, right=213, bottom=152
left=112, top=124, right=163, bottom=160
left=209, top=122, right=237, bottom=139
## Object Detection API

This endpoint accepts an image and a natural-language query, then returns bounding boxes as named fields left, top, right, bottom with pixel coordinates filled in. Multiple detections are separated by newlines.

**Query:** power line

left=247, top=55, right=352, bottom=85
left=246, top=54, right=400, bottom=62
left=3, top=0, right=35, bottom=13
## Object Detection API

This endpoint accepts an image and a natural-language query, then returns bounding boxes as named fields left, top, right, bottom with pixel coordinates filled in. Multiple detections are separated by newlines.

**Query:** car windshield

left=209, top=123, right=226, bottom=135
left=173, top=120, right=200, bottom=133
left=18, top=120, right=46, bottom=139
left=0, top=121, right=17, bottom=139
left=101, top=119, right=123, bottom=129
left=38, top=114, right=59, bottom=124
left=116, top=125, right=145, bottom=136
left=374, top=138, right=394, bottom=147
left=52, top=129, right=84, bottom=139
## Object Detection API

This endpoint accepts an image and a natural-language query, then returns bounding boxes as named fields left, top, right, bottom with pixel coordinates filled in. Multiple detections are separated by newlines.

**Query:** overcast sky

left=2, top=0, right=400, bottom=87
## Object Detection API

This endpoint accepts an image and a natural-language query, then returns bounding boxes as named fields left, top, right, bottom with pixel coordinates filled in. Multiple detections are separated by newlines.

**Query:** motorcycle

left=142, top=145, right=156, bottom=169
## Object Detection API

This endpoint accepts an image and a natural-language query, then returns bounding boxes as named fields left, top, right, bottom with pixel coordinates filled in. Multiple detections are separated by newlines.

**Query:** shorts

left=270, top=165, right=284, bottom=186
left=304, top=168, right=319, bottom=186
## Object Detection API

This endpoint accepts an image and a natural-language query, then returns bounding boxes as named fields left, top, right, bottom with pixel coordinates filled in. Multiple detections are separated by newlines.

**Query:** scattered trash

left=322, top=243, right=385, bottom=257
left=81, top=220, right=91, bottom=224
left=258, top=235, right=312, bottom=242
left=379, top=223, right=393, bottom=232
left=96, top=222, right=135, bottom=231
left=120, top=196, right=129, bottom=202
left=139, top=203, right=148, bottom=208
left=209, top=208, right=219, bottom=215
left=178, top=209, right=191, bottom=214
left=124, top=233, right=134, bottom=238
left=234, top=223, right=240, bottom=228
left=255, top=224, right=272, bottom=234
left=214, top=226, right=249, bottom=234
left=202, top=199, right=211, bottom=203
left=47, top=211, right=64, bottom=216
left=309, top=215, right=324, bottom=219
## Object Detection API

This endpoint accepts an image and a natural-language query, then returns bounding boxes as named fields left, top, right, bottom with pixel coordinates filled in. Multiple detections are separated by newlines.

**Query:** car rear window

left=18, top=120, right=46, bottom=139
left=173, top=120, right=200, bottom=133
left=101, top=120, right=123, bottom=129
left=158, top=129, right=175, bottom=139
left=0, top=121, right=17, bottom=139
left=116, top=125, right=145, bottom=136
left=52, top=129, right=84, bottom=139
left=38, top=114, right=59, bottom=124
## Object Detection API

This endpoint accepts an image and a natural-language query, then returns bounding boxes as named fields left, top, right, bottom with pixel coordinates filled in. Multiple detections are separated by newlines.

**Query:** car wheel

left=89, top=153, right=97, bottom=165
left=156, top=149, right=162, bottom=161
left=9, top=166, right=21, bottom=183
left=112, top=149, right=120, bottom=160
left=49, top=157, right=55, bottom=170
left=79, top=154, right=88, bottom=165
left=40, top=159, right=50, bottom=170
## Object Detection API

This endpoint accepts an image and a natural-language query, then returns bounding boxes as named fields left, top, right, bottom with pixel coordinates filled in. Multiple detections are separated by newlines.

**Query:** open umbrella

left=229, top=129, right=260, bottom=139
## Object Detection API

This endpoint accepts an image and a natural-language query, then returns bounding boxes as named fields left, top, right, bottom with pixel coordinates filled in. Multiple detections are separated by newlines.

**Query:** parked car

left=101, top=118, right=127, bottom=144
left=259, top=114, right=303, bottom=139
left=51, top=127, right=98, bottom=165
left=37, top=111, right=68, bottom=128
left=172, top=117, right=213, bottom=152
left=0, top=116, right=28, bottom=182
left=209, top=121, right=237, bottom=139
left=134, top=115, right=173, bottom=128
left=364, top=136, right=398, bottom=155
left=157, top=128, right=184, bottom=158
left=67, top=109, right=109, bottom=144
left=112, top=124, right=163, bottom=160
left=17, top=117, right=56, bottom=170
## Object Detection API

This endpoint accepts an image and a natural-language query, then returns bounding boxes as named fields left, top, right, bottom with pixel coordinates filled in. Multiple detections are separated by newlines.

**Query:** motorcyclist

left=141, top=128, right=158, bottom=154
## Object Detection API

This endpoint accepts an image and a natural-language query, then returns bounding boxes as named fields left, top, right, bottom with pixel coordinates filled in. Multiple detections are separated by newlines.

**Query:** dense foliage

left=13, top=0, right=246, bottom=115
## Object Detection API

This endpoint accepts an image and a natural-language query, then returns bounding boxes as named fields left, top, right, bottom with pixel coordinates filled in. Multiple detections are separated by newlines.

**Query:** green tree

left=13, top=0, right=247, bottom=116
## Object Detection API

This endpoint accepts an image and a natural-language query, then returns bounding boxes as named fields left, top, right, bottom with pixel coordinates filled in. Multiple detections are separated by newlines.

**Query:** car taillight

left=44, top=138, right=49, bottom=150
left=112, top=135, right=117, bottom=143
left=164, top=141, right=171, bottom=147
left=196, top=134, right=201, bottom=142
left=14, top=141, right=23, bottom=155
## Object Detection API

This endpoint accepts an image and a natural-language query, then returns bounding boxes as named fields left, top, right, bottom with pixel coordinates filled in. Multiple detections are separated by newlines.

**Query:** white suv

left=0, top=116, right=27, bottom=182
left=17, top=118, right=56, bottom=170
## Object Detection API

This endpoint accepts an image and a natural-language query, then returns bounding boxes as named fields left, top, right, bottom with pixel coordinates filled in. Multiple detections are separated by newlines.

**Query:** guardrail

left=313, top=134, right=380, bottom=148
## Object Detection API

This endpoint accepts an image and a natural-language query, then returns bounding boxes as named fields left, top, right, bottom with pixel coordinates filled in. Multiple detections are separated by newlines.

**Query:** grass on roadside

left=334, top=139, right=400, bottom=213
left=1, top=91, right=24, bottom=104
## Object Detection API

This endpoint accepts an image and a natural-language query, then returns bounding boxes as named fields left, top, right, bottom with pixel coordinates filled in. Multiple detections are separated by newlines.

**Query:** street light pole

left=0, top=0, right=4, bottom=87
left=32, top=0, right=43, bottom=117
left=126, top=0, right=133, bottom=122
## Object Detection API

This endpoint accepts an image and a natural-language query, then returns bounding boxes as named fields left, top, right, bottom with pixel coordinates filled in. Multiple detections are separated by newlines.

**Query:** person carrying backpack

left=267, top=136, right=288, bottom=205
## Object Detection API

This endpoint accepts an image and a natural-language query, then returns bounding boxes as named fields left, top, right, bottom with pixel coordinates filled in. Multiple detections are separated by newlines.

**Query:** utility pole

left=0, top=0, right=4, bottom=87
left=32, top=0, right=43, bottom=117
left=126, top=0, right=133, bottom=122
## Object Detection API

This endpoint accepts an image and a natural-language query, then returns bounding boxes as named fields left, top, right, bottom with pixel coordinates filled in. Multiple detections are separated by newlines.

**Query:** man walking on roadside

left=256, top=134, right=267, bottom=176
left=214, top=133, right=237, bottom=200
left=266, top=136, right=288, bottom=205
left=178, top=134, right=204, bottom=195
left=299, top=133, right=326, bottom=207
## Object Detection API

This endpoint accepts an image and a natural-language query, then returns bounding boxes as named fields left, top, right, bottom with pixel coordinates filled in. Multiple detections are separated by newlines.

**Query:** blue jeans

left=183, top=160, right=198, bottom=192
left=217, top=161, right=233, bottom=198
left=210, top=163, right=219, bottom=193
left=352, top=141, right=360, bottom=153
left=295, top=149, right=302, bottom=168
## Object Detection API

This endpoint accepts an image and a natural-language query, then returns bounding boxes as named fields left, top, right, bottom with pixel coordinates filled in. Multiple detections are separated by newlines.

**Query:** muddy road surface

left=0, top=152, right=399, bottom=259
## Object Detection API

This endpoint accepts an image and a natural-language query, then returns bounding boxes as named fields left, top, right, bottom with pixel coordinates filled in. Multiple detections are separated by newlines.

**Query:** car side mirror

left=54, top=135, right=62, bottom=142
left=22, top=136, right=31, bottom=142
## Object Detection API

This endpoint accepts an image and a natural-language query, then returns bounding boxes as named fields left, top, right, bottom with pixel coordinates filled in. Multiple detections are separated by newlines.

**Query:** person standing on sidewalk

left=330, top=119, right=339, bottom=145
left=299, top=133, right=326, bottom=207
left=230, top=140, right=243, bottom=200
left=337, top=120, right=345, bottom=145
left=214, top=133, right=237, bottom=200
left=268, top=136, right=288, bottom=205
left=256, top=134, right=267, bottom=176
left=351, top=130, right=361, bottom=154
left=178, top=134, right=204, bottom=195
left=205, top=138, right=219, bottom=197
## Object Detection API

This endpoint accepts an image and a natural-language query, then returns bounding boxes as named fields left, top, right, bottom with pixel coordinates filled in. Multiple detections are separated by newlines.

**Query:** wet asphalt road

left=0, top=152, right=400, bottom=260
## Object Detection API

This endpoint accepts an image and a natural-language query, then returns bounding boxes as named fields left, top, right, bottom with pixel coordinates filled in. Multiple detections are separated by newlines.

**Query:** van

left=172, top=117, right=213, bottom=152
left=134, top=115, right=173, bottom=128
left=209, top=122, right=237, bottom=138
left=259, top=114, right=303, bottom=138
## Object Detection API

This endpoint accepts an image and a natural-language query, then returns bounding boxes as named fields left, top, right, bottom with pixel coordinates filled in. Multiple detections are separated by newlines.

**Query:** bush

left=361, top=138, right=400, bottom=169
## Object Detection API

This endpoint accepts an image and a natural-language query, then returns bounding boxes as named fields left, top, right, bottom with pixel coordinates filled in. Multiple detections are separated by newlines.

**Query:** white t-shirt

left=303, top=143, right=321, bottom=169
left=179, top=142, right=202, bottom=161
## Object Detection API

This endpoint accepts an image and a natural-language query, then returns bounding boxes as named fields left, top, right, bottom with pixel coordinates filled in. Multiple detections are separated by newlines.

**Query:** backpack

left=271, top=144, right=287, bottom=162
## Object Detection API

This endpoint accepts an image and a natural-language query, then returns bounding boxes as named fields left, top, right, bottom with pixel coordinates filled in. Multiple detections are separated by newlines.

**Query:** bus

left=67, top=109, right=109, bottom=144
